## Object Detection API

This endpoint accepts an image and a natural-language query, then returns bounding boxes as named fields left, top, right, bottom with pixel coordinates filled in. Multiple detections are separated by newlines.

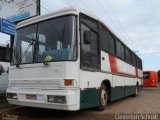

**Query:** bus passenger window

left=143, top=72, right=150, bottom=79
left=125, top=48, right=132, bottom=64
left=109, top=34, right=116, bottom=55
left=81, top=24, right=91, bottom=53
left=80, top=14, right=100, bottom=69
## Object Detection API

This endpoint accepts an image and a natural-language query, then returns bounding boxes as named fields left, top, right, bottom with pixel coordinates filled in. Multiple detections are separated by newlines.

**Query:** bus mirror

left=84, top=31, right=91, bottom=44
left=6, top=44, right=10, bottom=62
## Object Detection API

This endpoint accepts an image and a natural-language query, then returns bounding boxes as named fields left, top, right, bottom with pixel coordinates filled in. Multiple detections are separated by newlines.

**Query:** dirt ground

left=0, top=87, right=160, bottom=120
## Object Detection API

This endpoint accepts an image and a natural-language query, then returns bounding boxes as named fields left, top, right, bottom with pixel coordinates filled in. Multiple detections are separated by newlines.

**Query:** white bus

left=0, top=62, right=9, bottom=94
left=0, top=45, right=10, bottom=94
left=7, top=7, right=143, bottom=111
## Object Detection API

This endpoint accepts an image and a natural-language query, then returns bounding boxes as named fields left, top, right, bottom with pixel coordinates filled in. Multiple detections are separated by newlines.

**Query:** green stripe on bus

left=80, top=86, right=137, bottom=109
left=80, top=88, right=100, bottom=109
left=111, top=86, right=136, bottom=101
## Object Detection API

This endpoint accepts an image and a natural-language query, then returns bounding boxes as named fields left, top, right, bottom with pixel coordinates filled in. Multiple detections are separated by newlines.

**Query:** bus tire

left=133, top=85, right=138, bottom=97
left=97, top=84, right=108, bottom=111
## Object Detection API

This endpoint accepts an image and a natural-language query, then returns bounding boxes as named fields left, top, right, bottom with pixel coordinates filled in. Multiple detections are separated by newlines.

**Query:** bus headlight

left=47, top=96, right=66, bottom=104
left=7, top=93, right=18, bottom=100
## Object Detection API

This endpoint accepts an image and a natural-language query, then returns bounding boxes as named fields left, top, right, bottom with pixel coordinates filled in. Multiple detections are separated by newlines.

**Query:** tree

left=158, top=70, right=160, bottom=84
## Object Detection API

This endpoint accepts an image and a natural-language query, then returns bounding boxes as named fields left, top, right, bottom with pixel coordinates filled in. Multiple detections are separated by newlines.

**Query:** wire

left=32, top=0, right=50, bottom=13
left=104, top=0, right=133, bottom=45
left=97, top=0, right=132, bottom=46
left=81, top=0, right=92, bottom=11
left=36, top=0, right=132, bottom=47
left=82, top=0, right=131, bottom=46
left=85, top=0, right=118, bottom=36
left=40, top=0, right=51, bottom=13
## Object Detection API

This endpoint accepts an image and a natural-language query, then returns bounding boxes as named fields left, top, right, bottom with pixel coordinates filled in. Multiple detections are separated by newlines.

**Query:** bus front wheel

left=97, top=84, right=108, bottom=111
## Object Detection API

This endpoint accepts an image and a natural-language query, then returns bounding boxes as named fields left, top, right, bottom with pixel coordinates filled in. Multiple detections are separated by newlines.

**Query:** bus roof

left=0, top=44, right=7, bottom=48
left=144, top=71, right=157, bottom=73
left=17, top=6, right=99, bottom=29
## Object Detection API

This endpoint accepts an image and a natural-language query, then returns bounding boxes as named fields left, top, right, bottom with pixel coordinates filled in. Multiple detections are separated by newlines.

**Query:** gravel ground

left=0, top=95, right=9, bottom=110
left=0, top=87, right=160, bottom=120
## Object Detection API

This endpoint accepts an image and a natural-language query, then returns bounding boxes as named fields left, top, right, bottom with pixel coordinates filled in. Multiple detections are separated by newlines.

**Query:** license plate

left=26, top=94, right=37, bottom=100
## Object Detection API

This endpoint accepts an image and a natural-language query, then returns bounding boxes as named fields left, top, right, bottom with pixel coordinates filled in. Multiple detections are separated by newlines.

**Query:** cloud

left=58, top=0, right=160, bottom=70
left=41, top=0, right=68, bottom=14
left=106, top=0, right=160, bottom=57
left=0, top=33, right=10, bottom=44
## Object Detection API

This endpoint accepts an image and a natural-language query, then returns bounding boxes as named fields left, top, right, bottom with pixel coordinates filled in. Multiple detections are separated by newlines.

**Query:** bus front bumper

left=7, top=88, right=80, bottom=111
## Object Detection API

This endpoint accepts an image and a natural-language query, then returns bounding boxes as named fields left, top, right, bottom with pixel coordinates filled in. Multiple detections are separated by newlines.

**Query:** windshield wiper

left=16, top=40, right=36, bottom=68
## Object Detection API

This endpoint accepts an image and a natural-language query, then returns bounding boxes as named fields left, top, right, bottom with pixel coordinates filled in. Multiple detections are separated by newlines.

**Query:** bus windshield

left=143, top=72, right=150, bottom=79
left=12, top=15, right=77, bottom=65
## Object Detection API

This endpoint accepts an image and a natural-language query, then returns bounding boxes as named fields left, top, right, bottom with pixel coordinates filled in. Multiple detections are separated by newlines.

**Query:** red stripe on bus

left=136, top=68, right=138, bottom=77
left=117, top=71, right=143, bottom=79
left=108, top=54, right=142, bottom=79
left=117, top=71, right=136, bottom=77
left=109, top=55, right=117, bottom=72
left=116, top=70, right=142, bottom=79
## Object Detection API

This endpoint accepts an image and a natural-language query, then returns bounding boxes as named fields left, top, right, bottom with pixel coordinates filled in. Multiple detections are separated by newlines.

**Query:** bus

left=7, top=7, right=143, bottom=111
left=143, top=71, right=158, bottom=87
left=0, top=62, right=9, bottom=94
left=0, top=45, right=10, bottom=94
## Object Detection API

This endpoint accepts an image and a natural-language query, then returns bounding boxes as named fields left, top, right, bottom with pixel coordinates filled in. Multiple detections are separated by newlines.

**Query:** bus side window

left=116, top=39, right=125, bottom=60
left=132, top=53, right=136, bottom=66
left=109, top=34, right=116, bottom=55
left=125, top=48, right=132, bottom=64
left=80, top=14, right=100, bottom=69
left=81, top=24, right=91, bottom=53
left=100, top=24, right=109, bottom=52
left=137, top=57, right=142, bottom=70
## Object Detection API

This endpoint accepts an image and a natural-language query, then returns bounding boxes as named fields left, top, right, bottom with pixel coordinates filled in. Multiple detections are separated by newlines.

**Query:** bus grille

left=9, top=80, right=60, bottom=89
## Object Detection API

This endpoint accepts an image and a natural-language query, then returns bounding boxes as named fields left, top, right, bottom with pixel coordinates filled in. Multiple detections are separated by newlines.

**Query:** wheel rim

left=101, top=89, right=107, bottom=106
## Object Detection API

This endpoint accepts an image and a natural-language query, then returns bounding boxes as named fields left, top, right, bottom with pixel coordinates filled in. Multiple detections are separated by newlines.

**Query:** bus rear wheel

left=97, top=84, right=108, bottom=111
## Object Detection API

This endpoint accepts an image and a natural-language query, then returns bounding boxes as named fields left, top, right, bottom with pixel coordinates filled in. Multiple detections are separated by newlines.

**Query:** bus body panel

left=143, top=71, right=158, bottom=87
left=79, top=50, right=142, bottom=109
left=7, top=62, right=80, bottom=111
left=0, top=62, right=9, bottom=94
left=0, top=73, right=9, bottom=93
left=9, top=62, right=79, bottom=89
left=7, top=88, right=80, bottom=111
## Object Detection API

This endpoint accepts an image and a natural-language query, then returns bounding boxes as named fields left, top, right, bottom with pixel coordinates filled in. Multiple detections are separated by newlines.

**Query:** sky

left=0, top=0, right=160, bottom=71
